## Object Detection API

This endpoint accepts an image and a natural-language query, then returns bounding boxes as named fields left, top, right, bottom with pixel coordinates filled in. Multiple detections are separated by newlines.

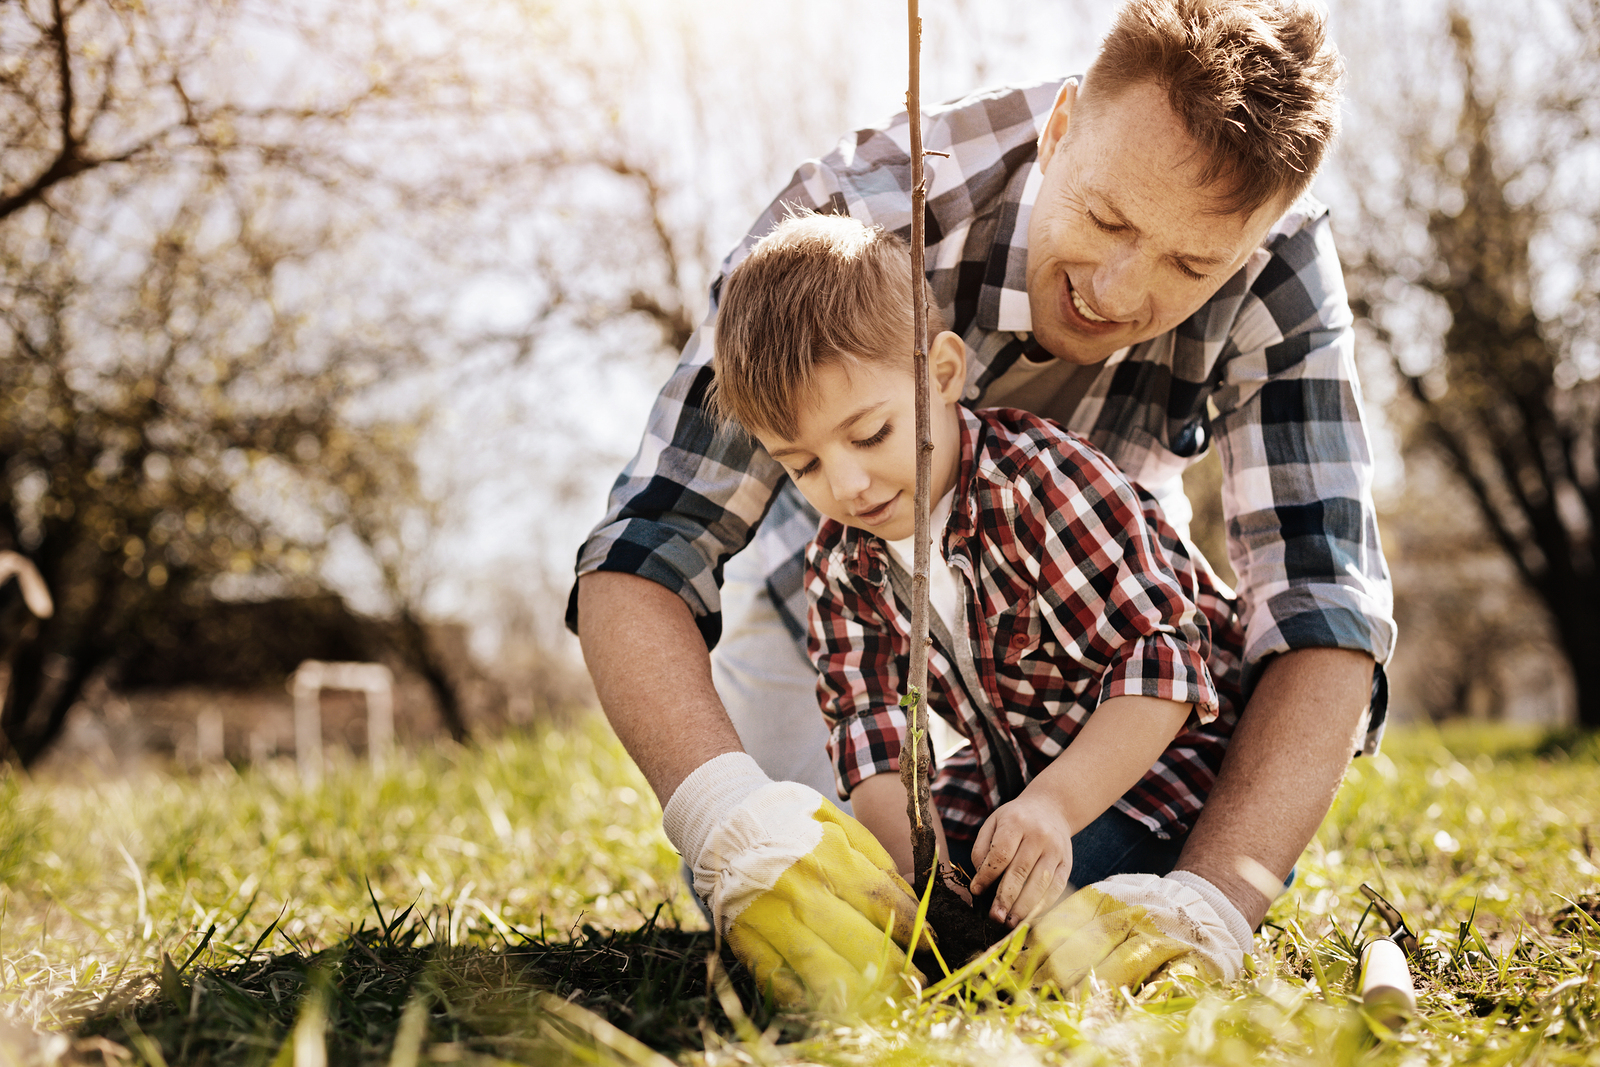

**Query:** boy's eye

left=790, top=458, right=820, bottom=479
left=854, top=423, right=892, bottom=448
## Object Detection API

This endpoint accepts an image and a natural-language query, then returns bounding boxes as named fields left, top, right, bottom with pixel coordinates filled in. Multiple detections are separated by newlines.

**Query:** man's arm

left=576, top=571, right=744, bottom=805
left=1176, top=646, right=1374, bottom=928
left=1186, top=207, right=1392, bottom=928
left=581, top=570, right=933, bottom=1010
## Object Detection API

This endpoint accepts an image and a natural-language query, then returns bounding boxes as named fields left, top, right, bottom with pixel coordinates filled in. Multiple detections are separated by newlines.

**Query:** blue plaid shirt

left=569, top=76, right=1396, bottom=744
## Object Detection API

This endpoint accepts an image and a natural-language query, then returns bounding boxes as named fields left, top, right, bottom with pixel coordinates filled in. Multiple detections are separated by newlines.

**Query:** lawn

left=0, top=714, right=1596, bottom=1065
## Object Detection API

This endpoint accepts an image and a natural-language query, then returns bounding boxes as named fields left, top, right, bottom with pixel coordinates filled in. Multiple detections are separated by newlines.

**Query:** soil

left=915, top=862, right=1012, bottom=972
left=1553, top=893, right=1600, bottom=932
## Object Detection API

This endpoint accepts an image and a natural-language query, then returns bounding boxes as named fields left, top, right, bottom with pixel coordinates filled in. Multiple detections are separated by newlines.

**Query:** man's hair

left=709, top=211, right=943, bottom=440
left=1082, top=0, right=1343, bottom=215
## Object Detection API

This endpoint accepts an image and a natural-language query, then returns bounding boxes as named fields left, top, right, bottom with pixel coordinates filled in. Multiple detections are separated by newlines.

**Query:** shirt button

left=1010, top=633, right=1028, bottom=648
left=964, top=385, right=980, bottom=400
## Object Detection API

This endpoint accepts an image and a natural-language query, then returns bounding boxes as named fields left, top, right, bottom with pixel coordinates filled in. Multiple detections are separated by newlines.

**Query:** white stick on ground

left=1360, top=937, right=1417, bottom=1027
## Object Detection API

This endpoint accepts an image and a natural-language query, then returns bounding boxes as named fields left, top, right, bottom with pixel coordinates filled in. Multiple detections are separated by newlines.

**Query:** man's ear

left=1037, top=79, right=1077, bottom=172
left=930, top=331, right=968, bottom=403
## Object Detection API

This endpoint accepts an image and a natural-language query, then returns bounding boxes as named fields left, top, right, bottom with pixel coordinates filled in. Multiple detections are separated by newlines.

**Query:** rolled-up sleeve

left=1210, top=211, right=1397, bottom=690
left=805, top=534, right=909, bottom=799
left=569, top=318, right=785, bottom=648
left=1007, top=434, right=1221, bottom=722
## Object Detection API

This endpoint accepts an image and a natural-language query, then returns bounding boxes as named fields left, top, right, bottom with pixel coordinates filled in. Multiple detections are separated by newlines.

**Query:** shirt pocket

left=986, top=596, right=1042, bottom=667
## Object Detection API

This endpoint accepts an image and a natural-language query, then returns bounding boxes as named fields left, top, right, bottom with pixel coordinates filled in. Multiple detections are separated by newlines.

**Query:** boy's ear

left=930, top=331, right=968, bottom=403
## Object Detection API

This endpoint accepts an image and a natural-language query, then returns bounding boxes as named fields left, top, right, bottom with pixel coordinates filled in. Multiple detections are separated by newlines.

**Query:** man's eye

left=855, top=423, right=892, bottom=448
left=1175, top=261, right=1209, bottom=281
left=1086, top=210, right=1124, bottom=234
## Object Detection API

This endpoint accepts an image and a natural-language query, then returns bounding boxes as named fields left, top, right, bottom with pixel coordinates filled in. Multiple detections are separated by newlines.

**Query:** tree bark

left=898, top=0, right=938, bottom=890
left=1546, top=585, right=1600, bottom=730
left=393, top=608, right=470, bottom=743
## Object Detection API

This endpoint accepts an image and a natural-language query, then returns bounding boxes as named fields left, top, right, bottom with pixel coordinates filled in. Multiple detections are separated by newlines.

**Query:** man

left=570, top=0, right=1394, bottom=1004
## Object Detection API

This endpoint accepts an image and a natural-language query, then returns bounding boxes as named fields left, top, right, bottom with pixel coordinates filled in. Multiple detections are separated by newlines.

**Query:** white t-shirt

left=883, top=487, right=960, bottom=645
left=882, top=487, right=969, bottom=759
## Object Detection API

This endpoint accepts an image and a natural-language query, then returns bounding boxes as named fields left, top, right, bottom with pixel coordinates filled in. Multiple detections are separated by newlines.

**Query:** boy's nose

left=829, top=461, right=871, bottom=501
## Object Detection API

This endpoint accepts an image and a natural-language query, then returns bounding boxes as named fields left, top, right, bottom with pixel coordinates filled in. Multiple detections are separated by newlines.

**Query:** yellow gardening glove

left=1013, top=872, right=1253, bottom=995
left=663, top=754, right=929, bottom=1011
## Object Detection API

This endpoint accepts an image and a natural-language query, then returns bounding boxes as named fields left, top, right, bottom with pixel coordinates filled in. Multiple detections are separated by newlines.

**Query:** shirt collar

left=947, top=407, right=984, bottom=546
left=974, top=80, right=1060, bottom=337
left=988, top=161, right=1044, bottom=335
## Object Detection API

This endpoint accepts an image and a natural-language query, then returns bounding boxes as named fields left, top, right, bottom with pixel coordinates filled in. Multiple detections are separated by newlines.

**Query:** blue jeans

left=945, top=806, right=1187, bottom=888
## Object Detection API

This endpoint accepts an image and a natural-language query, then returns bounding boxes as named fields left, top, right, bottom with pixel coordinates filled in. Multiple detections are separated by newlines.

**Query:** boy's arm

left=808, top=537, right=968, bottom=892
left=964, top=430, right=1223, bottom=924
left=969, top=694, right=1190, bottom=922
left=851, top=774, right=951, bottom=884
left=806, top=533, right=920, bottom=819
left=1015, top=694, right=1192, bottom=847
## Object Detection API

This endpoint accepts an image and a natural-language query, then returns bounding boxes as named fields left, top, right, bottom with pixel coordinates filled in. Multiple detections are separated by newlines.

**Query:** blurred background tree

left=5, top=0, right=1092, bottom=765
left=0, top=0, right=477, bottom=761
left=20, top=0, right=1589, bottom=763
left=1335, top=0, right=1600, bottom=729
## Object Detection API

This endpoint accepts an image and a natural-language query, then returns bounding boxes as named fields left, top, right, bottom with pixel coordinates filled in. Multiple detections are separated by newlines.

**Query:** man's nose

left=1093, top=245, right=1149, bottom=321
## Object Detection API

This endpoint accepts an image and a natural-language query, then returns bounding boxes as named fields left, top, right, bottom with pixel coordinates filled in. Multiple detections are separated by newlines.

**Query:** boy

left=710, top=212, right=1245, bottom=928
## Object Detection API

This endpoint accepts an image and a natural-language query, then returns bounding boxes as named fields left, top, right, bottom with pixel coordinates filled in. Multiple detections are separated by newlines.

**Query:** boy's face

left=751, top=333, right=967, bottom=542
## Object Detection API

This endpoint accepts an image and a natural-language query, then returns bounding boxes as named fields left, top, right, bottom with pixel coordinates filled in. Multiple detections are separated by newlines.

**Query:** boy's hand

left=968, top=791, right=1075, bottom=926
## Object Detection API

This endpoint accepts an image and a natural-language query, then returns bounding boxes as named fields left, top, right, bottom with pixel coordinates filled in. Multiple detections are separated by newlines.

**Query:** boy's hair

left=709, top=211, right=943, bottom=440
left=1081, top=0, right=1343, bottom=215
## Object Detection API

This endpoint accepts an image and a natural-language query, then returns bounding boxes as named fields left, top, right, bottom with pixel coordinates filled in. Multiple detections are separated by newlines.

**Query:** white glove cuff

left=661, top=752, right=771, bottom=870
left=1168, top=870, right=1255, bottom=956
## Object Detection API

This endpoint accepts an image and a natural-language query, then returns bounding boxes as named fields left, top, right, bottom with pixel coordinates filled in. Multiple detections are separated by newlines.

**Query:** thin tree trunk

left=395, top=608, right=470, bottom=743
left=898, top=0, right=939, bottom=891
left=1548, top=590, right=1600, bottom=730
left=0, top=637, right=105, bottom=766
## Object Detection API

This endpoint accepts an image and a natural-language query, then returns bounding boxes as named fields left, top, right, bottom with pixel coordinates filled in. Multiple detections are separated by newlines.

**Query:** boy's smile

left=751, top=333, right=969, bottom=542
left=852, top=493, right=901, bottom=528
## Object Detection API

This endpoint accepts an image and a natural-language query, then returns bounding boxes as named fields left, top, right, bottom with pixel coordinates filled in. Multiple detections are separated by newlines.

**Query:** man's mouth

left=1067, top=279, right=1116, bottom=324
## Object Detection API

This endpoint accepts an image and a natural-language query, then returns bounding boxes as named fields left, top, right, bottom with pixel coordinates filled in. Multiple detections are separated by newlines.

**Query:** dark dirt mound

left=916, top=864, right=1013, bottom=973
left=1553, top=893, right=1600, bottom=932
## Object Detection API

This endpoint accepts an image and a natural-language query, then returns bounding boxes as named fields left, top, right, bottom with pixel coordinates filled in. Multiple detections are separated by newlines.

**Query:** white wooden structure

left=0, top=551, right=53, bottom=618
left=196, top=706, right=225, bottom=764
left=290, top=660, right=395, bottom=783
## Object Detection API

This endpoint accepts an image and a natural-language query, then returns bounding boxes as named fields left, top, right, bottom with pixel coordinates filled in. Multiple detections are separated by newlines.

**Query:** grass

left=0, top=714, right=1596, bottom=1065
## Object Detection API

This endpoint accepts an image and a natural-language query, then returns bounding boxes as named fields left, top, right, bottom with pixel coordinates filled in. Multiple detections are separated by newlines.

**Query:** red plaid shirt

left=806, top=407, right=1245, bottom=844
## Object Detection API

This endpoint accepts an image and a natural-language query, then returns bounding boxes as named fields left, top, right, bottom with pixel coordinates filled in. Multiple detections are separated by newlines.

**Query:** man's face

left=1026, top=78, right=1286, bottom=365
